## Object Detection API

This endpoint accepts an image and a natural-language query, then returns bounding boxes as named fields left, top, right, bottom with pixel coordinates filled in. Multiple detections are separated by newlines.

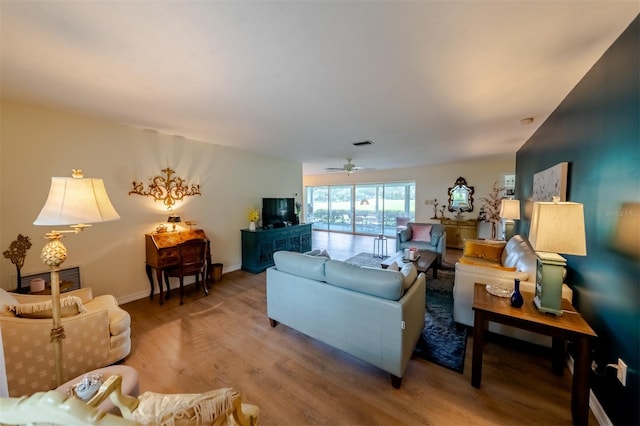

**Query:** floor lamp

left=33, top=169, right=120, bottom=386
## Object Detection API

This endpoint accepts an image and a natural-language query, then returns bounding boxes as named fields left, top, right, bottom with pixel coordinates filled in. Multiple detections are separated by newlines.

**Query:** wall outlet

left=617, top=358, right=627, bottom=386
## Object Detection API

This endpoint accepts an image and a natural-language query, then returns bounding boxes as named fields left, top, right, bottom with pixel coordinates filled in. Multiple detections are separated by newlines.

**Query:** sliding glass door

left=306, top=181, right=415, bottom=236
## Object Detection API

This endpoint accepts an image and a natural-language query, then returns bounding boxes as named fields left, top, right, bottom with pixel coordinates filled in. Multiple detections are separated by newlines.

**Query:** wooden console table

left=471, top=283, right=597, bottom=425
left=440, top=218, right=477, bottom=249
left=145, top=229, right=211, bottom=304
left=241, top=223, right=312, bottom=273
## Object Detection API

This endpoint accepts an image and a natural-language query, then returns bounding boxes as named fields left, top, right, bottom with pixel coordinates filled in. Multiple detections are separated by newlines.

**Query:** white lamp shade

left=34, top=176, right=120, bottom=226
left=529, top=201, right=586, bottom=255
left=500, top=199, right=521, bottom=220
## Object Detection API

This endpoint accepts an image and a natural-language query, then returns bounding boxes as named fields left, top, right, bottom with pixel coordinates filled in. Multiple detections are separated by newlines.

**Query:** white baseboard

left=567, top=354, right=612, bottom=426
left=116, top=263, right=243, bottom=305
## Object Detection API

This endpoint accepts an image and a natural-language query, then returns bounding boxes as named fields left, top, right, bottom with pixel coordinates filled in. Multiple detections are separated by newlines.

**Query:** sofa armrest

left=85, top=295, right=131, bottom=337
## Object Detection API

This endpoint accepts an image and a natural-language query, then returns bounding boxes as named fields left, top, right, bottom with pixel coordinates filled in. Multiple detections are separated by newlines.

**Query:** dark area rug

left=345, top=253, right=468, bottom=373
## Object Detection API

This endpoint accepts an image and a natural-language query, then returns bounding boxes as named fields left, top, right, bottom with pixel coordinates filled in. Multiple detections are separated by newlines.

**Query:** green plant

left=480, top=181, right=505, bottom=239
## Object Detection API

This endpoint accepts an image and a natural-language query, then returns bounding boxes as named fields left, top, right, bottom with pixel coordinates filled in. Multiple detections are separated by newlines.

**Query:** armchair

left=0, top=287, right=131, bottom=396
left=396, top=222, right=446, bottom=265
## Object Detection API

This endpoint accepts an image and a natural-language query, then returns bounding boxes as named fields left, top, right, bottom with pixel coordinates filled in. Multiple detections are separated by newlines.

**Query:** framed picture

left=532, top=162, right=568, bottom=201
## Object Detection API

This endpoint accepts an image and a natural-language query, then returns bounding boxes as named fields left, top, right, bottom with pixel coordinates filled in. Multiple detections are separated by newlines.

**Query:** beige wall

left=0, top=101, right=302, bottom=303
left=304, top=156, right=516, bottom=238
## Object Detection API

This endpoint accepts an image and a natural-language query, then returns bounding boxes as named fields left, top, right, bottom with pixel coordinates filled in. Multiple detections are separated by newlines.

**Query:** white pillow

left=400, top=263, right=418, bottom=291
left=387, top=261, right=400, bottom=271
left=0, top=288, right=19, bottom=314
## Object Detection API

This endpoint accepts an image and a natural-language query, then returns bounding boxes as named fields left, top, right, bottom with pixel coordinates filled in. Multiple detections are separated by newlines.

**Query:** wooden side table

left=471, top=283, right=597, bottom=425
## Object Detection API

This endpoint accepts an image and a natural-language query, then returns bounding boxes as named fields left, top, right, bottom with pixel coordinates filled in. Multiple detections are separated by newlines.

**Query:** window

left=306, top=182, right=415, bottom=236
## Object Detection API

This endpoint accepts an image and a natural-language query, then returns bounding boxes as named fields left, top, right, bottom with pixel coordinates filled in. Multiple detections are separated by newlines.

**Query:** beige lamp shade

left=34, top=173, right=120, bottom=226
left=528, top=201, right=586, bottom=256
left=500, top=199, right=521, bottom=220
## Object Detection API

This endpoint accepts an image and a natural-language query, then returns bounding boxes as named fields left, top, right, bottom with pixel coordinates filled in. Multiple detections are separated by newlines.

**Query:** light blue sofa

left=266, top=251, right=426, bottom=388
left=396, top=222, right=446, bottom=266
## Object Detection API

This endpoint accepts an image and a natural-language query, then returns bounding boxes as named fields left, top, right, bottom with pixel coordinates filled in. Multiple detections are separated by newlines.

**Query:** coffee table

left=381, top=250, right=439, bottom=279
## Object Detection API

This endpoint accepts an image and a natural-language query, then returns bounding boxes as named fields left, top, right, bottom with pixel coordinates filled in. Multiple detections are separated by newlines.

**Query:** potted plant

left=480, top=181, right=505, bottom=240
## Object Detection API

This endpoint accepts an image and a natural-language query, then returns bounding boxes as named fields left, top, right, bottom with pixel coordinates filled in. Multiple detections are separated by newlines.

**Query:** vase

left=249, top=222, right=256, bottom=231
left=510, top=278, right=524, bottom=308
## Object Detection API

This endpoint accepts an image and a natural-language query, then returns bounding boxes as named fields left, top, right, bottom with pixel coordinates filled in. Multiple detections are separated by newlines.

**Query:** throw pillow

left=400, top=262, right=418, bottom=291
left=132, top=388, right=238, bottom=426
left=430, top=230, right=443, bottom=247
left=319, top=249, right=331, bottom=259
left=10, top=295, right=86, bottom=319
left=411, top=224, right=431, bottom=242
left=387, top=261, right=400, bottom=271
left=463, top=240, right=506, bottom=263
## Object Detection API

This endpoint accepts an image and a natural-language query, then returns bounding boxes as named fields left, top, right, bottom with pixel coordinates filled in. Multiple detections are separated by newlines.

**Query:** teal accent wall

left=515, top=16, right=639, bottom=425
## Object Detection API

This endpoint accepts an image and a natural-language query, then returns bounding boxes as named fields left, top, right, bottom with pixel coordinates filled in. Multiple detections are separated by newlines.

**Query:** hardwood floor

left=120, top=230, right=597, bottom=425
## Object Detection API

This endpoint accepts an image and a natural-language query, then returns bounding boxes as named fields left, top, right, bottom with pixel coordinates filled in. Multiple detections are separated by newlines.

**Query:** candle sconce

left=129, top=167, right=201, bottom=210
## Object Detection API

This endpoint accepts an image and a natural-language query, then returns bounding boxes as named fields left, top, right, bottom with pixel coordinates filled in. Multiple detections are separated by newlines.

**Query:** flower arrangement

left=248, top=208, right=259, bottom=223
left=480, top=181, right=505, bottom=239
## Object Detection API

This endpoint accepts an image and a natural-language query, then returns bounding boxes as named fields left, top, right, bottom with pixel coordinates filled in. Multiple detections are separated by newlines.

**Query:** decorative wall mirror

left=448, top=177, right=474, bottom=212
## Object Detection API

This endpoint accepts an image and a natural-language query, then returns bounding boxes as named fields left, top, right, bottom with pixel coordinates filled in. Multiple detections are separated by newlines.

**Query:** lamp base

left=534, top=252, right=566, bottom=316
left=533, top=295, right=563, bottom=315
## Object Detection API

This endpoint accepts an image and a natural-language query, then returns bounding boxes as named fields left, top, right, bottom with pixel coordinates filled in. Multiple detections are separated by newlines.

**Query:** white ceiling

left=1, top=1, right=637, bottom=175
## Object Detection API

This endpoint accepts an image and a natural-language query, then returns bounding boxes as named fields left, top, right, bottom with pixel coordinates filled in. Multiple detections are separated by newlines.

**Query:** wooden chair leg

left=179, top=277, right=184, bottom=305
left=202, top=272, right=209, bottom=296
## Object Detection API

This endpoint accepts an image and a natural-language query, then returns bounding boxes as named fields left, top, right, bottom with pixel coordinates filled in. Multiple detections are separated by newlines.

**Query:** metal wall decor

left=129, top=167, right=201, bottom=210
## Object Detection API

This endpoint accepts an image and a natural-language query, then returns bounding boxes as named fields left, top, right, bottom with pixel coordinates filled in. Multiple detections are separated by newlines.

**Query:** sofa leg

left=269, top=318, right=279, bottom=327
left=390, top=375, right=402, bottom=389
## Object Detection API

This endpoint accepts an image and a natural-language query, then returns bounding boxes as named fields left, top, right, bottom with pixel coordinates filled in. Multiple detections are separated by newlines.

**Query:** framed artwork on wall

left=532, top=162, right=568, bottom=201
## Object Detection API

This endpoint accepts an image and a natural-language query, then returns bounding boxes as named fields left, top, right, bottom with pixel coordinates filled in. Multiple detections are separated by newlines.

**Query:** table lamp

left=500, top=199, right=520, bottom=241
left=33, top=169, right=120, bottom=386
left=528, top=197, right=586, bottom=315
left=167, top=215, right=181, bottom=232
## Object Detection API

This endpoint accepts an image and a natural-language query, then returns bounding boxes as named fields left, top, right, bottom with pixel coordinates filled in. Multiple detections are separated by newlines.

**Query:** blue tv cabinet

left=241, top=223, right=312, bottom=273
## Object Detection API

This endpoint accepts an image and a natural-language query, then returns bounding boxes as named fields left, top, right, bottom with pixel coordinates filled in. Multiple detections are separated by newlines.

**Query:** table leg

left=552, top=337, right=565, bottom=376
left=471, top=310, right=486, bottom=388
left=572, top=337, right=592, bottom=425
left=145, top=265, right=154, bottom=299
left=155, top=268, right=165, bottom=305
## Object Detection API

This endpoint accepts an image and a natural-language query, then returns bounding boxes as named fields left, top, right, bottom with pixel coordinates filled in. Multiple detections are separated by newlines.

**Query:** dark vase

left=510, top=278, right=524, bottom=308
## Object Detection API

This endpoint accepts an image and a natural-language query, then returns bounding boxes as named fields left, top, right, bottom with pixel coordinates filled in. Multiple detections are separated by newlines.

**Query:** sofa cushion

left=459, top=256, right=517, bottom=271
left=324, top=260, right=404, bottom=301
left=411, top=224, right=432, bottom=242
left=273, top=251, right=329, bottom=282
left=463, top=240, right=506, bottom=262
left=10, top=296, right=86, bottom=319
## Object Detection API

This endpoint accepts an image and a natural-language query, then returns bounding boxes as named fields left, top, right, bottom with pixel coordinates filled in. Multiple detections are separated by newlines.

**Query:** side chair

left=164, top=238, right=209, bottom=305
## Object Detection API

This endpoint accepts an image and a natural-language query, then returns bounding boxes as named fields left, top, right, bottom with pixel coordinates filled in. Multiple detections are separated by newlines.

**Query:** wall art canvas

left=532, top=162, right=568, bottom=201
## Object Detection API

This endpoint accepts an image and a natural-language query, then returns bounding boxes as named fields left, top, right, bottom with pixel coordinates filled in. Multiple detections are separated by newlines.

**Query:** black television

left=262, top=198, right=295, bottom=227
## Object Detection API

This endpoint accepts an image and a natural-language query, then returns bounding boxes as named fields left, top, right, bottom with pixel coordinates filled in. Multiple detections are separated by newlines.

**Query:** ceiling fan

left=325, top=159, right=365, bottom=175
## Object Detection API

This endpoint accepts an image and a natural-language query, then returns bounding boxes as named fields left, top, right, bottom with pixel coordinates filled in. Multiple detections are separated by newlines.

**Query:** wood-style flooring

left=120, top=231, right=597, bottom=425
